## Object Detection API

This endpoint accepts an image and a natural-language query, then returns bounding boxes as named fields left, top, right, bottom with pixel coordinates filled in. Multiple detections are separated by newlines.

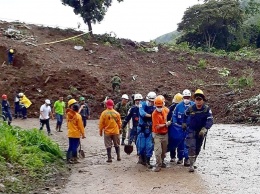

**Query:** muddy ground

left=0, top=21, right=260, bottom=124
left=12, top=119, right=260, bottom=194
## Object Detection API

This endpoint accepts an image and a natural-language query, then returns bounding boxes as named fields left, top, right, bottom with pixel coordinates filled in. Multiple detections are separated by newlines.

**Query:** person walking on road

left=1, top=94, right=12, bottom=125
left=115, top=94, right=130, bottom=145
left=78, top=96, right=90, bottom=128
left=18, top=93, right=32, bottom=119
left=39, top=99, right=54, bottom=136
left=53, top=96, right=66, bottom=132
left=167, top=93, right=183, bottom=162
left=66, top=99, right=86, bottom=164
left=152, top=95, right=171, bottom=172
left=182, top=89, right=213, bottom=172
left=99, top=99, right=122, bottom=163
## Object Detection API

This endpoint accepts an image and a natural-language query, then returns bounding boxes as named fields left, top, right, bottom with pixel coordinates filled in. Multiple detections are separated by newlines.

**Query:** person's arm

left=40, top=106, right=45, bottom=119
left=205, top=107, right=214, bottom=130
left=50, top=107, right=54, bottom=119
left=152, top=112, right=166, bottom=130
left=99, top=112, right=105, bottom=136
left=78, top=114, right=86, bottom=138
left=139, top=102, right=150, bottom=117
left=122, top=107, right=133, bottom=129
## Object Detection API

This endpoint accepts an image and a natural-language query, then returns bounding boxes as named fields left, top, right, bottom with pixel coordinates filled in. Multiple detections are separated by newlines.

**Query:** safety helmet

left=146, top=92, right=156, bottom=101
left=45, top=99, right=51, bottom=104
left=68, top=99, right=77, bottom=107
left=106, top=99, right=114, bottom=109
left=172, top=93, right=183, bottom=103
left=10, top=49, right=14, bottom=53
left=134, top=93, right=143, bottom=101
left=18, top=93, right=24, bottom=97
left=79, top=96, right=85, bottom=101
left=154, top=96, right=164, bottom=107
left=193, top=89, right=206, bottom=100
left=121, top=94, right=129, bottom=100
left=67, top=95, right=72, bottom=100
left=182, top=89, right=191, bottom=97
left=2, top=94, right=7, bottom=100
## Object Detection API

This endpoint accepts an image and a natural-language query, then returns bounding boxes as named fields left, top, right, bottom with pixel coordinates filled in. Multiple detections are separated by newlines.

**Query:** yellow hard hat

left=172, top=93, right=183, bottom=103
left=10, top=49, right=14, bottom=53
left=193, top=89, right=206, bottom=100
left=68, top=99, right=77, bottom=107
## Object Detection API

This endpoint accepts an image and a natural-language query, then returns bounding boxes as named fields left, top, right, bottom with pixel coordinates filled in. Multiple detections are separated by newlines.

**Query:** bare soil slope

left=0, top=21, right=260, bottom=123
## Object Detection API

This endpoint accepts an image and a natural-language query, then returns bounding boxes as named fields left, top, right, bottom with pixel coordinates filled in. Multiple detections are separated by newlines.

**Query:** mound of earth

left=0, top=20, right=260, bottom=124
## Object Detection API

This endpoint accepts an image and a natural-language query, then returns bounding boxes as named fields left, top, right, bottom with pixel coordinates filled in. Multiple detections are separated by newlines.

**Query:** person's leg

left=161, top=135, right=168, bottom=167
left=145, top=133, right=154, bottom=169
left=39, top=119, right=44, bottom=130
left=46, top=119, right=51, bottom=135
left=113, top=134, right=121, bottom=161
left=121, top=123, right=127, bottom=145
left=153, top=134, right=162, bottom=171
left=104, top=134, right=113, bottom=162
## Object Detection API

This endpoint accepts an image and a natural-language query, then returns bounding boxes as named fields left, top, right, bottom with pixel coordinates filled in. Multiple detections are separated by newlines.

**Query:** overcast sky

left=0, top=0, right=199, bottom=42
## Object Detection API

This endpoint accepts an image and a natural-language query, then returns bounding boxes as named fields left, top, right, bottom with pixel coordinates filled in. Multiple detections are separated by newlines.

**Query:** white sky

left=0, top=0, right=199, bottom=42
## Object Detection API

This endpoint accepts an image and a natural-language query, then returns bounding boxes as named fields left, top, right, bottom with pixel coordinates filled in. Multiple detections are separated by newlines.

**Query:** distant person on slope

left=1, top=94, right=12, bottom=125
left=111, top=73, right=121, bottom=92
left=7, top=48, right=15, bottom=65
left=53, top=96, right=66, bottom=132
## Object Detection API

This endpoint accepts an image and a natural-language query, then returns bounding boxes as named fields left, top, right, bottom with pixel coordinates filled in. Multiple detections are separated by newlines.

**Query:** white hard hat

left=45, top=99, right=51, bottom=104
left=146, top=92, right=156, bottom=101
left=121, top=94, right=129, bottom=100
left=18, top=93, right=24, bottom=97
left=134, top=93, right=143, bottom=100
left=182, top=89, right=191, bottom=97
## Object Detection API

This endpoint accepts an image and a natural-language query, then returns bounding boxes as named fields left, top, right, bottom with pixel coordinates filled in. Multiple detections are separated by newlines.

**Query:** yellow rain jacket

left=99, top=109, right=122, bottom=135
left=66, top=109, right=85, bottom=138
left=20, top=95, right=32, bottom=108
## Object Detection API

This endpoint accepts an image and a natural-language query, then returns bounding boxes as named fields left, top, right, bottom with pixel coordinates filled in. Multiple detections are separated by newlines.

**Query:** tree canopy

left=61, top=0, right=123, bottom=34
left=177, top=0, right=260, bottom=51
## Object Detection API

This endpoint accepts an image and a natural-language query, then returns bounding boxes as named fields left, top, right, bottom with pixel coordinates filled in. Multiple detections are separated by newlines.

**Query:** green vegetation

left=228, top=68, right=254, bottom=89
left=0, top=123, right=66, bottom=193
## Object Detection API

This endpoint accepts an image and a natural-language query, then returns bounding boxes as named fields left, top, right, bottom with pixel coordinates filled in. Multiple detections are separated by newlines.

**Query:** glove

left=165, top=121, right=172, bottom=127
left=199, top=127, right=207, bottom=137
left=182, top=123, right=187, bottom=131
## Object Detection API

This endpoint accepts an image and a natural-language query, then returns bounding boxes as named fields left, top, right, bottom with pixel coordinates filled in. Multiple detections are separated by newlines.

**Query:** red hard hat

left=2, top=94, right=7, bottom=100
left=106, top=99, right=114, bottom=109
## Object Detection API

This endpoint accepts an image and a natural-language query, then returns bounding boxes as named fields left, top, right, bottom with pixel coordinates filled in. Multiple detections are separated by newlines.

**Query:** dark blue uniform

left=2, top=100, right=12, bottom=125
left=122, top=105, right=139, bottom=145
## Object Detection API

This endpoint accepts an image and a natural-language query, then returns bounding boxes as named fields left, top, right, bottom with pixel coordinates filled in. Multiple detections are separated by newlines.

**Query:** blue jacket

left=138, top=101, right=155, bottom=127
left=2, top=100, right=11, bottom=113
left=167, top=103, right=177, bottom=121
left=172, top=101, right=195, bottom=125
left=183, top=104, right=213, bottom=131
left=122, top=105, right=139, bottom=129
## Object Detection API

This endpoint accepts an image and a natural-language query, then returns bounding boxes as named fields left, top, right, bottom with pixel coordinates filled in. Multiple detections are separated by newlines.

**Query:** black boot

left=146, top=157, right=153, bottom=169
left=137, top=155, right=143, bottom=164
left=141, top=155, right=147, bottom=166
left=121, top=138, right=125, bottom=145
left=115, top=146, right=121, bottom=161
left=106, top=148, right=112, bottom=163
left=58, top=125, right=63, bottom=132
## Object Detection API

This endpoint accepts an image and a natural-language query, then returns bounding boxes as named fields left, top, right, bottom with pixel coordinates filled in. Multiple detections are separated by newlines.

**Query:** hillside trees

left=61, top=0, right=123, bottom=35
left=177, top=0, right=244, bottom=51
left=178, top=0, right=260, bottom=51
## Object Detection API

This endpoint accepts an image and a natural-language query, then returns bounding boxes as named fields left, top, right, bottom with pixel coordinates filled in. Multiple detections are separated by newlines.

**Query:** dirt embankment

left=0, top=21, right=260, bottom=123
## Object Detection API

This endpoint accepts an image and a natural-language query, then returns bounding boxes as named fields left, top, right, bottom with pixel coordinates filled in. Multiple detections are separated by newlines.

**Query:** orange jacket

left=152, top=107, right=169, bottom=134
left=66, top=109, right=85, bottom=138
left=99, top=109, right=122, bottom=135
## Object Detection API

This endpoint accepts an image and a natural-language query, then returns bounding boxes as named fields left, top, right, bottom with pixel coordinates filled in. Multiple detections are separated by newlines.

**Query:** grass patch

left=0, top=123, right=67, bottom=193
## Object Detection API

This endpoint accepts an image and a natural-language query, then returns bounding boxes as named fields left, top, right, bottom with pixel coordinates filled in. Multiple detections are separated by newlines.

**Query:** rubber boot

left=184, top=158, right=190, bottom=167
left=194, top=155, right=198, bottom=169
left=146, top=157, right=153, bottom=169
left=106, top=148, right=112, bottom=163
left=8, top=121, right=11, bottom=126
left=121, top=138, right=125, bottom=145
left=115, top=146, right=121, bottom=161
left=137, top=155, right=143, bottom=164
left=189, top=156, right=195, bottom=172
left=141, top=155, right=146, bottom=166
left=58, top=125, right=63, bottom=132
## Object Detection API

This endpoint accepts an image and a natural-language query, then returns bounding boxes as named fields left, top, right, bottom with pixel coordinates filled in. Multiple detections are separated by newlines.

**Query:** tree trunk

left=87, top=20, right=93, bottom=37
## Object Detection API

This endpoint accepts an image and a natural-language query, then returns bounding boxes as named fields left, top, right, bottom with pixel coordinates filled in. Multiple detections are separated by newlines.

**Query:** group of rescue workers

left=99, top=89, right=213, bottom=172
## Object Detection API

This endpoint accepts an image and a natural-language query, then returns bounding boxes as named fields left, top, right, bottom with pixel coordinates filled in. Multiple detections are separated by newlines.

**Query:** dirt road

left=12, top=119, right=260, bottom=194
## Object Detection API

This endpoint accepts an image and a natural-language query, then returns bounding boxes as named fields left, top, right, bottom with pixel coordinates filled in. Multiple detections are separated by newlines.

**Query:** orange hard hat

left=154, top=95, right=165, bottom=107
